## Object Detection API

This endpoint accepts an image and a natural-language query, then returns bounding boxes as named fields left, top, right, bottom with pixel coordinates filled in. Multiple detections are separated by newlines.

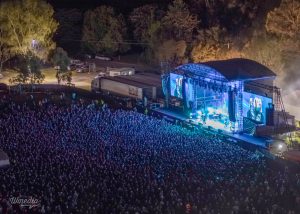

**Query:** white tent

left=0, top=149, right=9, bottom=168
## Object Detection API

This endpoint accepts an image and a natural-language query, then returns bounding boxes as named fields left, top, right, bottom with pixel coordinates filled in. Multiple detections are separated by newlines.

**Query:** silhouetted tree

left=0, top=20, right=14, bottom=73
left=130, top=5, right=162, bottom=42
left=130, top=4, right=164, bottom=63
left=54, top=9, right=83, bottom=56
left=50, top=47, right=71, bottom=84
left=189, top=0, right=261, bottom=37
left=10, top=52, right=44, bottom=84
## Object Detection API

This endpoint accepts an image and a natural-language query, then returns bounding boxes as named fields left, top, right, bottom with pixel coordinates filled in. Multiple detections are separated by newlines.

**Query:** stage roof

left=174, top=58, right=276, bottom=82
left=102, top=73, right=161, bottom=88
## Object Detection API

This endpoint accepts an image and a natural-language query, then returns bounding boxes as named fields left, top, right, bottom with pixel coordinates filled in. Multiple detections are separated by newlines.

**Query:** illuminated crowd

left=0, top=98, right=300, bottom=214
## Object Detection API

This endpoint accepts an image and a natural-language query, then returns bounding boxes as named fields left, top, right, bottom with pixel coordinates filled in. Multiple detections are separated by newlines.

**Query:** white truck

left=106, top=67, right=135, bottom=77
left=91, top=72, right=160, bottom=101
left=93, top=77, right=144, bottom=99
left=91, top=67, right=135, bottom=92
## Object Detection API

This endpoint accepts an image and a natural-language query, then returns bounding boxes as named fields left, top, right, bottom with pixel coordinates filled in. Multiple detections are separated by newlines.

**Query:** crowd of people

left=0, top=95, right=300, bottom=214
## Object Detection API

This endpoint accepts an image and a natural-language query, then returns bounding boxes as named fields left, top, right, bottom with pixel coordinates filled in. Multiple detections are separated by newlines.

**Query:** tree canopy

left=0, top=0, right=58, bottom=59
left=0, top=0, right=296, bottom=77
left=162, top=0, right=198, bottom=41
left=266, top=0, right=300, bottom=39
left=0, top=18, right=14, bottom=73
left=130, top=5, right=162, bottom=42
left=54, top=9, right=83, bottom=56
left=157, top=39, right=187, bottom=65
left=10, top=53, right=45, bottom=84
left=50, top=47, right=72, bottom=84
left=82, top=6, right=129, bottom=55
left=244, top=33, right=284, bottom=74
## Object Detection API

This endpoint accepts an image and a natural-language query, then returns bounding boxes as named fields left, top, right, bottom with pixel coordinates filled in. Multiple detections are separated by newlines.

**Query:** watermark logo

left=9, top=196, right=40, bottom=209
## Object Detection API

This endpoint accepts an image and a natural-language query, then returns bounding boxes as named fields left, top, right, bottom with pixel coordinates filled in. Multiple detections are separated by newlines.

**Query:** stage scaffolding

left=161, top=59, right=289, bottom=135
left=162, top=64, right=245, bottom=133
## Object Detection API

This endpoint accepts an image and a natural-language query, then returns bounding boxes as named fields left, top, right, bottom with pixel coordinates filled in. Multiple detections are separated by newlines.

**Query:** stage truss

left=162, top=67, right=245, bottom=133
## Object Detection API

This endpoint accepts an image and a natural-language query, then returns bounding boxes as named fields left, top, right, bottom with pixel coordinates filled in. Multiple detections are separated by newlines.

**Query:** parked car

left=76, top=65, right=89, bottom=73
left=70, top=59, right=84, bottom=66
left=54, top=65, right=74, bottom=71
left=106, top=67, right=135, bottom=76
left=95, top=55, right=112, bottom=61
left=94, top=72, right=106, bottom=79
left=85, top=54, right=95, bottom=59
left=68, top=64, right=77, bottom=71
left=85, top=54, right=91, bottom=59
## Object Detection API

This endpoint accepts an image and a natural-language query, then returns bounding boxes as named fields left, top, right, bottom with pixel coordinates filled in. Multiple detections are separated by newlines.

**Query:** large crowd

left=0, top=96, right=300, bottom=214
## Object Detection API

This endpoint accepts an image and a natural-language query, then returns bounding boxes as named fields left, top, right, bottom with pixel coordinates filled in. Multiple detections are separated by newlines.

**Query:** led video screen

left=243, top=92, right=272, bottom=124
left=170, top=73, right=183, bottom=99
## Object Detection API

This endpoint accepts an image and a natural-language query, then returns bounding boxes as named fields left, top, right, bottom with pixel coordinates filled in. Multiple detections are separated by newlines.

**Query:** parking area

left=0, top=69, right=95, bottom=90
left=0, top=58, right=158, bottom=91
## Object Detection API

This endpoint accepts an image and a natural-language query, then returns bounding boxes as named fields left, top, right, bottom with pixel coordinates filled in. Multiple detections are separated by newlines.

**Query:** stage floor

left=153, top=108, right=268, bottom=149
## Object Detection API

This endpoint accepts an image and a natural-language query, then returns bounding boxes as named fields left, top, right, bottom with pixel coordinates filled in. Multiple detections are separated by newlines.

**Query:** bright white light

left=216, top=109, right=222, bottom=114
left=31, top=39, right=38, bottom=48
left=278, top=144, right=283, bottom=150
left=207, top=107, right=214, bottom=114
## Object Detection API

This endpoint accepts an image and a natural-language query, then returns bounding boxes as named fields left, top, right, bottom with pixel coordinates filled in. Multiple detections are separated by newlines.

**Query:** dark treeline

left=53, top=0, right=282, bottom=65
left=48, top=0, right=172, bottom=13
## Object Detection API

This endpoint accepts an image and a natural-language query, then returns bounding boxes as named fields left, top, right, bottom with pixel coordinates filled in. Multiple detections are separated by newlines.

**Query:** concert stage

left=154, top=108, right=269, bottom=149
left=160, top=58, right=294, bottom=139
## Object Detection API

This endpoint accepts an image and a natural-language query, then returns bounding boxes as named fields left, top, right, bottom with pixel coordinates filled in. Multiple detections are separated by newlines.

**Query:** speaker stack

left=266, top=103, right=274, bottom=126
